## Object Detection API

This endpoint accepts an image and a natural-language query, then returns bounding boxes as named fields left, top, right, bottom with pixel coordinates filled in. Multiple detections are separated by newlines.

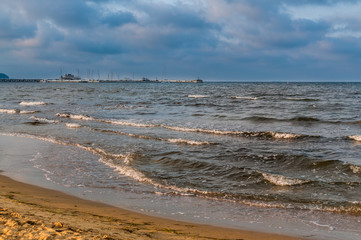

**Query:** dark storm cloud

left=0, top=11, right=36, bottom=39
left=101, top=11, right=137, bottom=28
left=1, top=0, right=361, bottom=80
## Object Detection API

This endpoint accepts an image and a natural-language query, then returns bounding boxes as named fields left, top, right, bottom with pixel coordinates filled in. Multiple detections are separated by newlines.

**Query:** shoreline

left=0, top=173, right=307, bottom=239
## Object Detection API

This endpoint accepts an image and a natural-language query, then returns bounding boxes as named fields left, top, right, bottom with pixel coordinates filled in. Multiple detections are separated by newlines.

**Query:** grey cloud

left=101, top=11, right=137, bottom=28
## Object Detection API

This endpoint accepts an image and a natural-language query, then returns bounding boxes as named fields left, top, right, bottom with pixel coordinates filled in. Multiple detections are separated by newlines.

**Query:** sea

left=0, top=82, right=360, bottom=239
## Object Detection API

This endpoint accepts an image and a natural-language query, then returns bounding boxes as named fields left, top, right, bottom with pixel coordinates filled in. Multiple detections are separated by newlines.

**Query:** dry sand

left=0, top=173, right=311, bottom=240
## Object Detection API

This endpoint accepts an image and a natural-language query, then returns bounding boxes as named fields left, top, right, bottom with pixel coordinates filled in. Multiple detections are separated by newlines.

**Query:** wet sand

left=0, top=173, right=310, bottom=240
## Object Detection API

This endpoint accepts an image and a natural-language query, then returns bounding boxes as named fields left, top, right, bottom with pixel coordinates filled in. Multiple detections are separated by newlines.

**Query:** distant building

left=0, top=73, right=9, bottom=79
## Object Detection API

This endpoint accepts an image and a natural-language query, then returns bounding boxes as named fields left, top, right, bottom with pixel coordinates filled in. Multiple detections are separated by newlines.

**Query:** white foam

left=103, top=119, right=158, bottom=128
left=350, top=165, right=361, bottom=174
left=270, top=132, right=302, bottom=139
left=163, top=126, right=243, bottom=135
left=56, top=113, right=95, bottom=121
left=167, top=138, right=213, bottom=145
left=348, top=135, right=361, bottom=142
left=99, top=158, right=150, bottom=183
left=19, top=101, right=46, bottom=106
left=231, top=96, right=258, bottom=100
left=262, top=172, right=309, bottom=186
left=66, top=123, right=82, bottom=128
left=19, top=110, right=39, bottom=114
left=30, top=116, right=60, bottom=123
left=188, top=95, right=210, bottom=98
left=0, top=108, right=19, bottom=114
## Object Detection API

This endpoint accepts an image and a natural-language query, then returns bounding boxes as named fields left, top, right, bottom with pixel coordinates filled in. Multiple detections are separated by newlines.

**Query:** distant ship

left=60, top=74, right=81, bottom=81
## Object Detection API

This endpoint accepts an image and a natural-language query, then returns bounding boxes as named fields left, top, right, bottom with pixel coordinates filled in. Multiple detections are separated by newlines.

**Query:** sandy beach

left=0, top=173, right=309, bottom=240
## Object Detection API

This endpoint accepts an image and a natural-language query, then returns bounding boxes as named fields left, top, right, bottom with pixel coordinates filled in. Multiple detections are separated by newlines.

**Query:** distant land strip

left=0, top=79, right=203, bottom=83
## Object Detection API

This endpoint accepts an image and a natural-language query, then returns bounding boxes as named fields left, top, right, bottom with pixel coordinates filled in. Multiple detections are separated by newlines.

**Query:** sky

left=1, top=0, right=361, bottom=81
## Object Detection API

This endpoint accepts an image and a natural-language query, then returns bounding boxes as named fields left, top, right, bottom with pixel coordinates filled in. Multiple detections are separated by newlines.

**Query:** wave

left=91, top=128, right=215, bottom=145
left=102, top=119, right=159, bottom=128
left=0, top=108, right=19, bottom=114
left=166, top=138, right=214, bottom=145
left=231, top=96, right=258, bottom=100
left=261, top=172, right=310, bottom=186
left=269, top=132, right=303, bottom=139
left=285, top=97, right=319, bottom=102
left=164, top=126, right=304, bottom=139
left=20, top=110, right=40, bottom=114
left=244, top=116, right=321, bottom=123
left=188, top=95, right=209, bottom=98
left=290, top=116, right=320, bottom=122
left=56, top=113, right=95, bottom=121
left=0, top=108, right=40, bottom=114
left=65, top=123, right=82, bottom=128
left=348, top=135, right=361, bottom=142
left=55, top=112, right=308, bottom=140
left=19, top=101, right=47, bottom=106
left=30, top=116, right=60, bottom=124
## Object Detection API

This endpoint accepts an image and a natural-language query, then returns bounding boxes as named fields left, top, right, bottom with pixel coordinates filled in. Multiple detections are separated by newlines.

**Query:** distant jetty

left=1, top=76, right=203, bottom=83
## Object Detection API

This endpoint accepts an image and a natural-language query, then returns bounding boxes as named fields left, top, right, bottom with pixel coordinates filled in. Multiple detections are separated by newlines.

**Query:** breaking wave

left=91, top=128, right=215, bottom=145
left=0, top=109, right=40, bottom=114
left=56, top=113, right=95, bottom=121
left=188, top=95, right=210, bottom=98
left=348, top=135, right=361, bottom=142
left=56, top=112, right=308, bottom=140
left=66, top=123, right=82, bottom=128
left=0, top=108, right=19, bottom=114
left=19, top=101, right=47, bottom=106
left=261, top=172, right=310, bottom=186
left=102, top=119, right=159, bottom=128
left=231, top=96, right=258, bottom=100
left=30, top=116, right=60, bottom=124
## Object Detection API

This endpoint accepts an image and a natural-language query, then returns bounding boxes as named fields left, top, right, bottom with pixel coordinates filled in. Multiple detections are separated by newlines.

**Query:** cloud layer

left=1, top=0, right=361, bottom=81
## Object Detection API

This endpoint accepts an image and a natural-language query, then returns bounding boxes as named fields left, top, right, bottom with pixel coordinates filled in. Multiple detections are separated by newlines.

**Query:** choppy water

left=1, top=82, right=361, bottom=239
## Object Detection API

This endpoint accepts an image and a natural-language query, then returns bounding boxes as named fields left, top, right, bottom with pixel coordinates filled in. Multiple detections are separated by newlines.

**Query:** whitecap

left=20, top=110, right=39, bottom=114
left=19, top=101, right=47, bottom=106
left=188, top=95, right=210, bottom=98
left=270, top=132, right=302, bottom=139
left=348, top=135, right=361, bottom=142
left=262, top=172, right=309, bottom=186
left=163, top=126, right=243, bottom=135
left=30, top=116, right=60, bottom=123
left=231, top=96, right=258, bottom=100
left=0, top=108, right=19, bottom=114
left=103, top=119, right=159, bottom=128
left=65, top=123, right=82, bottom=129
left=167, top=138, right=213, bottom=145
left=56, top=113, right=95, bottom=121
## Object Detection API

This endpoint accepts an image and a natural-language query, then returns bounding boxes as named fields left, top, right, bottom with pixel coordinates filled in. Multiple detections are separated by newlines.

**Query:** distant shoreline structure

left=0, top=75, right=203, bottom=83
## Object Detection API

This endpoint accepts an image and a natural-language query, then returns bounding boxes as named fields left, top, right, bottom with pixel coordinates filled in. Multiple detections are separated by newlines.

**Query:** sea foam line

left=0, top=108, right=19, bottom=114
left=5, top=131, right=209, bottom=196
left=0, top=108, right=40, bottom=114
left=188, top=94, right=210, bottom=98
left=56, top=113, right=95, bottom=121
left=19, top=101, right=47, bottom=106
left=231, top=96, right=258, bottom=100
left=91, top=128, right=215, bottom=145
left=55, top=112, right=304, bottom=140
left=30, top=116, right=60, bottom=124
